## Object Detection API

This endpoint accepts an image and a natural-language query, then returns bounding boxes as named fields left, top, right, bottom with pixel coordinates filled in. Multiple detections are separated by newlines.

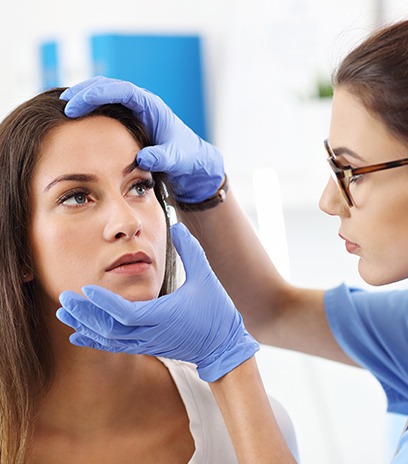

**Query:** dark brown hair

left=0, top=88, right=176, bottom=463
left=333, top=19, right=408, bottom=145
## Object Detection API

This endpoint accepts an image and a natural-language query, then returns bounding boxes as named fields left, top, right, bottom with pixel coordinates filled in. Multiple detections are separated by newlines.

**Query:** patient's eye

left=58, top=189, right=91, bottom=207
left=128, top=179, right=155, bottom=197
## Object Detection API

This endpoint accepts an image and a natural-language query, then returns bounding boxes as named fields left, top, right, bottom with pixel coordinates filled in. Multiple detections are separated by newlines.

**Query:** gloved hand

left=57, top=222, right=259, bottom=382
left=60, top=76, right=224, bottom=203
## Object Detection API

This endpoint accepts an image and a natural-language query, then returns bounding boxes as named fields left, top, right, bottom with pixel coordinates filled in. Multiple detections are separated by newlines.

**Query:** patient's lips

left=106, top=252, right=153, bottom=275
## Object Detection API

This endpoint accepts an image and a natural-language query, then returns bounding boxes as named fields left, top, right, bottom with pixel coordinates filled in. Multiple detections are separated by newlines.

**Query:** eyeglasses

left=324, top=139, right=408, bottom=207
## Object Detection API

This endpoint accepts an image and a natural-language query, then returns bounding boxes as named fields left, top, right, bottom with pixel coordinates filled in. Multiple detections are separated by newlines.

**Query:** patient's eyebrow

left=44, top=158, right=142, bottom=192
left=122, top=159, right=138, bottom=176
left=44, top=174, right=97, bottom=192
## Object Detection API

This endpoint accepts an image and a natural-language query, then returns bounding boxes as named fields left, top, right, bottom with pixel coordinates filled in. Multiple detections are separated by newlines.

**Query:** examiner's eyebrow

left=44, top=174, right=98, bottom=192
left=333, top=146, right=365, bottom=161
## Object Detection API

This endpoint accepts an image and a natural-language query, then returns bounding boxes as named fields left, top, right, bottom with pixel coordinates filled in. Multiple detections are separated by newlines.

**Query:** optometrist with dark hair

left=59, top=19, right=408, bottom=463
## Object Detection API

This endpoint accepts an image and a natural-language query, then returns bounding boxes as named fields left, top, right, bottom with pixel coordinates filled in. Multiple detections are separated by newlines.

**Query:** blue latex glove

left=57, top=222, right=259, bottom=382
left=60, top=77, right=224, bottom=203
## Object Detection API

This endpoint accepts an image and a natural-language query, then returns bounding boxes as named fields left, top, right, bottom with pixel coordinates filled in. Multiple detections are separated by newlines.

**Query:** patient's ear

left=22, top=270, right=34, bottom=283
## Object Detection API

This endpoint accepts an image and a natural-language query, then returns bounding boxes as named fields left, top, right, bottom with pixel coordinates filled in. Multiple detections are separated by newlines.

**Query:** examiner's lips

left=339, top=234, right=360, bottom=254
left=106, top=252, right=153, bottom=274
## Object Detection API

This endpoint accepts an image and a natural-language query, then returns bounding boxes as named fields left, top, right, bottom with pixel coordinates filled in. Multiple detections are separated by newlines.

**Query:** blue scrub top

left=325, top=284, right=408, bottom=462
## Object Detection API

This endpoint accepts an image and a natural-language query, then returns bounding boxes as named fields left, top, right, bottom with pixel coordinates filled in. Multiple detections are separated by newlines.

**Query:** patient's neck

left=38, top=348, right=166, bottom=431
left=29, top=348, right=195, bottom=463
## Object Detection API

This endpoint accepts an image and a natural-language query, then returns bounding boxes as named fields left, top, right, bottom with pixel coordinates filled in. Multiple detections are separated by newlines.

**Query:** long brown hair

left=334, top=19, right=408, bottom=145
left=0, top=88, right=176, bottom=463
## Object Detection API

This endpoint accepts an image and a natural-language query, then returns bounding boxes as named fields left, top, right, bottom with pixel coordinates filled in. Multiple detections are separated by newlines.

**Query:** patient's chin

left=117, top=287, right=160, bottom=302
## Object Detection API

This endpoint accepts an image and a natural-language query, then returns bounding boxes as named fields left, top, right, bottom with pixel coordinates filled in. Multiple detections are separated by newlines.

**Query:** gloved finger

left=59, top=290, right=140, bottom=339
left=136, top=145, right=181, bottom=174
left=70, top=332, right=108, bottom=349
left=70, top=332, right=150, bottom=355
left=58, top=307, right=128, bottom=347
left=77, top=81, right=154, bottom=114
left=60, top=76, right=107, bottom=101
left=62, top=78, right=129, bottom=117
left=56, top=307, right=116, bottom=342
left=81, top=285, right=169, bottom=326
left=170, top=223, right=211, bottom=281
left=61, top=79, right=108, bottom=117
left=57, top=306, right=85, bottom=330
left=59, top=289, right=90, bottom=309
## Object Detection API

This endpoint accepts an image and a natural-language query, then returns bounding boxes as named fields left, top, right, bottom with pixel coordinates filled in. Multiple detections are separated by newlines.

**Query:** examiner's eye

left=350, top=174, right=363, bottom=184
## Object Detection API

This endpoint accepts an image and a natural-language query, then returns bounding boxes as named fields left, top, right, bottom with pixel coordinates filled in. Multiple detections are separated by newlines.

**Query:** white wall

left=1, top=1, right=408, bottom=462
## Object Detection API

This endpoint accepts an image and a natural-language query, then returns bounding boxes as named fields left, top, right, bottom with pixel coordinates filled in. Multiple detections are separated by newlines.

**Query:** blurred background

left=1, top=0, right=407, bottom=462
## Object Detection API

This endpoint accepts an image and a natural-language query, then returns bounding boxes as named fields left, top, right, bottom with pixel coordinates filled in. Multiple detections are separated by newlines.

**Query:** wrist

left=209, top=358, right=297, bottom=463
left=176, top=175, right=229, bottom=212
left=197, top=330, right=260, bottom=382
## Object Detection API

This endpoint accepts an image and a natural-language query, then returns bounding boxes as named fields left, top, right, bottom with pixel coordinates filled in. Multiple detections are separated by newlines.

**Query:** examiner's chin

left=358, top=261, right=401, bottom=287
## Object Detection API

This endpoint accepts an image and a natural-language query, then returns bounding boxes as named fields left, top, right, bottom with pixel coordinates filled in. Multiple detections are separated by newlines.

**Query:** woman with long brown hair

left=0, top=88, right=298, bottom=463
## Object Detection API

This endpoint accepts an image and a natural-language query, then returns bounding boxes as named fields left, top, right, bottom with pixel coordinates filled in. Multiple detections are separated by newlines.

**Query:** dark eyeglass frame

left=324, top=138, right=408, bottom=207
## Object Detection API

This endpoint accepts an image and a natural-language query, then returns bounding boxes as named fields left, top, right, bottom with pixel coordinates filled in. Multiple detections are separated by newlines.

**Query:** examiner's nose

left=103, top=200, right=142, bottom=241
left=319, top=178, right=349, bottom=217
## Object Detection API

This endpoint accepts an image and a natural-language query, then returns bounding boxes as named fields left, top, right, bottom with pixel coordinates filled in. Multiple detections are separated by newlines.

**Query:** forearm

left=177, top=188, right=352, bottom=363
left=209, top=357, right=297, bottom=463
left=177, top=188, right=290, bottom=334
